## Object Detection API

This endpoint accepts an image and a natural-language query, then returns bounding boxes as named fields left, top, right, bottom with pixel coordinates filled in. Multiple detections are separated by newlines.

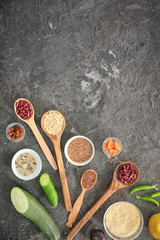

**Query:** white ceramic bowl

left=103, top=201, right=144, bottom=240
left=102, top=137, right=122, bottom=158
left=11, top=149, right=42, bottom=180
left=6, top=122, right=25, bottom=142
left=64, top=135, right=95, bottom=166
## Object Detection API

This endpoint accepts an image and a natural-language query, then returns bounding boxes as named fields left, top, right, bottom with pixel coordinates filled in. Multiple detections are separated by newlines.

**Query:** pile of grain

left=105, top=202, right=141, bottom=238
left=43, top=111, right=64, bottom=135
left=68, top=138, right=93, bottom=162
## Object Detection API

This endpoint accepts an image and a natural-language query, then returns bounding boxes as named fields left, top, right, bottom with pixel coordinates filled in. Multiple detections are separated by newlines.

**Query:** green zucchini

left=39, top=173, right=58, bottom=207
left=10, top=187, right=60, bottom=240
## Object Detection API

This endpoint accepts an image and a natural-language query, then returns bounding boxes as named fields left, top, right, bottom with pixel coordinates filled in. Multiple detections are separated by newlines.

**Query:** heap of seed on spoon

left=41, top=110, right=72, bottom=212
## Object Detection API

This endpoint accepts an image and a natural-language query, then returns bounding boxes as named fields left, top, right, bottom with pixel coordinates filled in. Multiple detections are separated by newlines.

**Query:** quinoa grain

left=43, top=111, right=64, bottom=135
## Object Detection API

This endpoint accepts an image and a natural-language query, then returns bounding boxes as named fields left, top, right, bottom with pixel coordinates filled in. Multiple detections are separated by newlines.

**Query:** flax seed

left=68, top=137, right=93, bottom=163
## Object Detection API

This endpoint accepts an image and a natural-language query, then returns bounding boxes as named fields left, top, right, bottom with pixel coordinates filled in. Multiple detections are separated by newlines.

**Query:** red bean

left=123, top=176, right=128, bottom=180
left=124, top=172, right=129, bottom=176
left=130, top=179, right=134, bottom=183
left=128, top=174, right=133, bottom=181
left=23, top=102, right=28, bottom=108
left=18, top=106, right=24, bottom=111
left=16, top=102, right=19, bottom=108
left=16, top=100, right=33, bottom=120
left=117, top=163, right=137, bottom=184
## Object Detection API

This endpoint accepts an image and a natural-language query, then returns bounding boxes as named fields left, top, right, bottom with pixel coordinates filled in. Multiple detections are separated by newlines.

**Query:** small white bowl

left=64, top=135, right=95, bottom=166
left=11, top=149, right=42, bottom=180
left=102, top=137, right=122, bottom=158
left=103, top=201, right=144, bottom=240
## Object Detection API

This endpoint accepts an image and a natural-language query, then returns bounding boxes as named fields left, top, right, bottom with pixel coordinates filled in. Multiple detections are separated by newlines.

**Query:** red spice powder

left=68, top=138, right=93, bottom=163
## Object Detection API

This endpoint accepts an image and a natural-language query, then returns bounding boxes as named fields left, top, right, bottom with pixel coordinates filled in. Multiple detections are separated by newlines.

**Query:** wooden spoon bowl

left=41, top=110, right=72, bottom=212
left=14, top=98, right=57, bottom=170
left=66, top=161, right=139, bottom=240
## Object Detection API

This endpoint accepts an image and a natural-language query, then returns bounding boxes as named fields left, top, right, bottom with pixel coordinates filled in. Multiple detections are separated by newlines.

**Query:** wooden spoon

left=14, top=98, right=58, bottom=171
left=66, top=161, right=139, bottom=240
left=41, top=110, right=72, bottom=212
left=66, top=169, right=97, bottom=228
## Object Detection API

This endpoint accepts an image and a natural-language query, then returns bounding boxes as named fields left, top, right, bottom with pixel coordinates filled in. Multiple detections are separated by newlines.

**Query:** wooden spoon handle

left=29, top=120, right=58, bottom=170
left=66, top=183, right=116, bottom=240
left=54, top=140, right=72, bottom=212
left=66, top=189, right=86, bottom=228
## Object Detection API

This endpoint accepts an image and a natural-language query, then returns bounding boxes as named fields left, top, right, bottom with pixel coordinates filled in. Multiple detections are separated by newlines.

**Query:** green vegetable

left=130, top=184, right=157, bottom=195
left=10, top=187, right=60, bottom=240
left=136, top=195, right=159, bottom=207
left=39, top=173, right=58, bottom=207
left=145, top=192, right=160, bottom=198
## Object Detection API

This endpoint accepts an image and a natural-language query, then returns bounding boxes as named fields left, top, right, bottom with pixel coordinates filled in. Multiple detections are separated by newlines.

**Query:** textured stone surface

left=0, top=0, right=160, bottom=239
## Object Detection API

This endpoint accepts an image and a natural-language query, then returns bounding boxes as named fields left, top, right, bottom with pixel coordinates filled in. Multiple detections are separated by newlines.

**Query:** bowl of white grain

left=11, top=149, right=42, bottom=180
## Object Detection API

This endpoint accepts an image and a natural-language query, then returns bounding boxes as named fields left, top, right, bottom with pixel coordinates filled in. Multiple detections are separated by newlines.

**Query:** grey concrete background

left=0, top=0, right=160, bottom=239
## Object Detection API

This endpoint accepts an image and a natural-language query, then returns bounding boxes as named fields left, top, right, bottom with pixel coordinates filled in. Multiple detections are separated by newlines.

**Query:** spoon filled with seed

left=66, top=169, right=97, bottom=228
left=41, top=110, right=72, bottom=212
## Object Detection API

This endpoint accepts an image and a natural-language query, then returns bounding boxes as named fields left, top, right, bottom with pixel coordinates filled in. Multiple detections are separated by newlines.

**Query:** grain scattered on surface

left=105, top=202, right=141, bottom=238
left=43, top=111, right=64, bottom=135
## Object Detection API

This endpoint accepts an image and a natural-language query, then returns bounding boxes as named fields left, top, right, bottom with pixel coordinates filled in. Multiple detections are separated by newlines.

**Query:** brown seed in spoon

left=82, top=170, right=97, bottom=189
left=66, top=169, right=97, bottom=228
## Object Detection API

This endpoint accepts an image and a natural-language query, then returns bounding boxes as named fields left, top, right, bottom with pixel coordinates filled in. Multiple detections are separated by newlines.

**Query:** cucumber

left=10, top=187, right=60, bottom=240
left=39, top=173, right=58, bottom=207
